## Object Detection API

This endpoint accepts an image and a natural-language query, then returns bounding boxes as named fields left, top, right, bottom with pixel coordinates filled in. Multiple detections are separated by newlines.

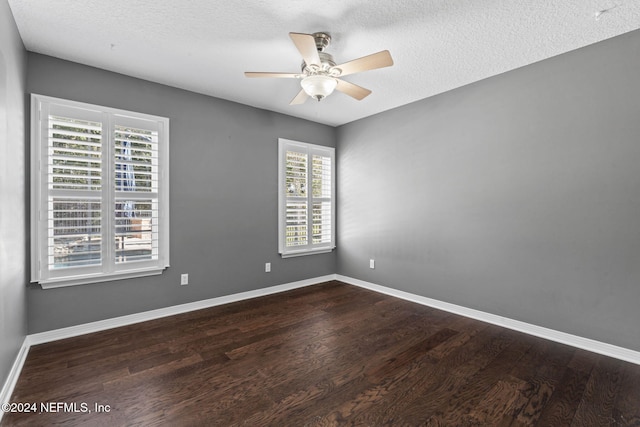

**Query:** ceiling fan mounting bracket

left=311, top=32, right=331, bottom=52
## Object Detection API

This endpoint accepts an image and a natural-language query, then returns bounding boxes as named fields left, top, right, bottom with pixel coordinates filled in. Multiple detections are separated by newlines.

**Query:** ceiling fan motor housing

left=302, top=52, right=337, bottom=75
left=300, top=32, right=341, bottom=77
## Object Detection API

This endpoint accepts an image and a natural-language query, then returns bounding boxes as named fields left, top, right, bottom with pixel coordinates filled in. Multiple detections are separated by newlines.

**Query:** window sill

left=37, top=267, right=168, bottom=289
left=280, top=247, right=335, bottom=259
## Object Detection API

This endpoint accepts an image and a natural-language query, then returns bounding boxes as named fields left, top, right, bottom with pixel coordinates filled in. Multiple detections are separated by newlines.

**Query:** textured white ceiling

left=7, top=0, right=640, bottom=126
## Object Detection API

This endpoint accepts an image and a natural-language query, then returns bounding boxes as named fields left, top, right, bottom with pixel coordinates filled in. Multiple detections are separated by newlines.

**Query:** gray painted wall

left=337, top=29, right=640, bottom=352
left=26, top=53, right=336, bottom=333
left=0, top=0, right=28, bottom=390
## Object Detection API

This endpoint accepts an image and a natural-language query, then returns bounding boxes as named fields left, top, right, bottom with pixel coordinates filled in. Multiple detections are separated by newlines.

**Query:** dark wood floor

left=3, top=281, right=640, bottom=426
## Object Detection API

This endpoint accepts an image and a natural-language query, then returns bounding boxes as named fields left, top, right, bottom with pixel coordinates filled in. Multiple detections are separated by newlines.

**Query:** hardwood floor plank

left=325, top=340, right=446, bottom=421
left=365, top=327, right=459, bottom=382
left=535, top=367, right=592, bottom=426
left=239, top=304, right=434, bottom=425
left=3, top=280, right=640, bottom=426
left=571, top=356, right=624, bottom=426
left=612, top=362, right=640, bottom=425
left=420, top=331, right=532, bottom=425
left=371, top=327, right=524, bottom=424
left=426, top=326, right=489, bottom=362
left=469, top=376, right=530, bottom=425
left=503, top=337, right=576, bottom=426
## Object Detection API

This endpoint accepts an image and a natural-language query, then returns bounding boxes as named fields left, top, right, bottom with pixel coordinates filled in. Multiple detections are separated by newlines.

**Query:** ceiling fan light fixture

left=245, top=32, right=393, bottom=105
left=301, top=75, right=337, bottom=101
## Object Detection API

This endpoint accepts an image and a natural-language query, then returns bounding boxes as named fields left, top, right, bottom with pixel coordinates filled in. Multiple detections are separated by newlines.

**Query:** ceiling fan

left=245, top=32, right=393, bottom=105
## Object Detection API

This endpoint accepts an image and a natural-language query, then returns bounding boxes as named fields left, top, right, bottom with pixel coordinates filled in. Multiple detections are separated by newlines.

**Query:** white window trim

left=278, top=138, right=335, bottom=258
left=30, top=94, right=170, bottom=288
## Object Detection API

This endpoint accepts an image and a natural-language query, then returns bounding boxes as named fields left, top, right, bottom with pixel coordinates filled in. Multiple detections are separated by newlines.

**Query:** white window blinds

left=278, top=138, right=335, bottom=257
left=31, top=94, right=170, bottom=288
left=114, top=123, right=160, bottom=265
left=48, top=114, right=103, bottom=270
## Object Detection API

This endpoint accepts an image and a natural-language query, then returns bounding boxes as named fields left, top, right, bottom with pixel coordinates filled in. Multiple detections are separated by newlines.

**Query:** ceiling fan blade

left=335, top=79, right=372, bottom=100
left=290, top=89, right=308, bottom=105
left=334, top=50, right=394, bottom=77
left=289, top=32, right=321, bottom=67
left=245, top=72, right=299, bottom=78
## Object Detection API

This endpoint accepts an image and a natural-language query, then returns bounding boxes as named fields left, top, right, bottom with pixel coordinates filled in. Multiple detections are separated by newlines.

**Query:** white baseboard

left=337, top=274, right=640, bottom=366
left=0, top=338, right=30, bottom=423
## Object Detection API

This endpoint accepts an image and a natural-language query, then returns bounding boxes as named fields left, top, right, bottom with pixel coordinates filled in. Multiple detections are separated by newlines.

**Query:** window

left=30, top=94, right=169, bottom=288
left=278, top=138, right=335, bottom=257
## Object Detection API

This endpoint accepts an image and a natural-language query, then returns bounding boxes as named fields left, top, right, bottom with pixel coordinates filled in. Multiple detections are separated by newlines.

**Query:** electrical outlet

left=180, top=273, right=189, bottom=285
left=369, top=259, right=375, bottom=269
left=265, top=262, right=271, bottom=273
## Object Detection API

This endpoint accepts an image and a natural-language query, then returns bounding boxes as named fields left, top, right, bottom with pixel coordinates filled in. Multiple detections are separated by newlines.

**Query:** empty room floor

left=3, top=281, right=640, bottom=426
